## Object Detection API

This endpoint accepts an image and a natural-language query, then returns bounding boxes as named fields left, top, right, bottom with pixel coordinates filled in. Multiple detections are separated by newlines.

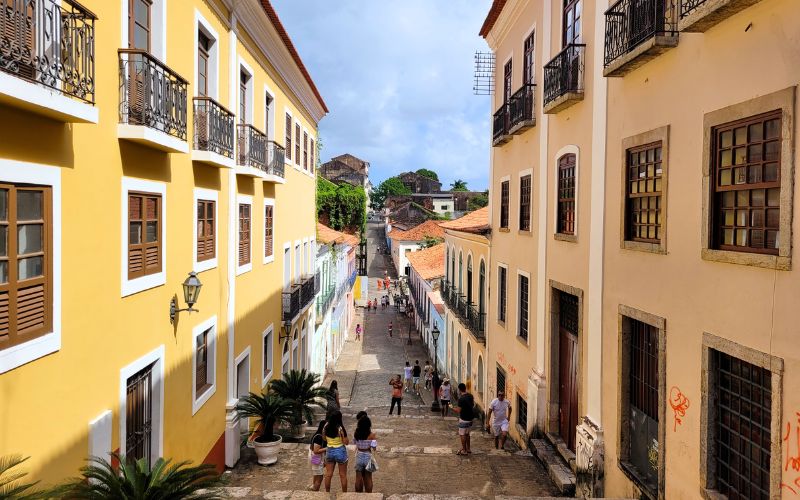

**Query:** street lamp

left=430, top=324, right=441, bottom=412
left=169, top=272, right=203, bottom=324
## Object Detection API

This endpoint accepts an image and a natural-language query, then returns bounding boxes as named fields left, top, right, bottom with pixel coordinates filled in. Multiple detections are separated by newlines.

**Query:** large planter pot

left=290, top=421, right=307, bottom=439
left=253, top=434, right=282, bottom=465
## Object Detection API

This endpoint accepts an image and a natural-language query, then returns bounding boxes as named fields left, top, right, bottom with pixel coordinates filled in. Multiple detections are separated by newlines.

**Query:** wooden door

left=558, top=292, right=579, bottom=451
left=126, top=363, right=153, bottom=467
left=127, top=0, right=151, bottom=125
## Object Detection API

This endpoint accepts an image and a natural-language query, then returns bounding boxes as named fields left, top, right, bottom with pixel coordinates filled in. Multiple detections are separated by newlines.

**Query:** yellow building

left=0, top=0, right=326, bottom=484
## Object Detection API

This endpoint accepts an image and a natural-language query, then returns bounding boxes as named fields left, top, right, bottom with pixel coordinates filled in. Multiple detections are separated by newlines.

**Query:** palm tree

left=235, top=392, right=295, bottom=443
left=58, top=454, right=224, bottom=499
left=0, top=455, right=47, bottom=500
left=268, top=369, right=328, bottom=426
left=450, top=179, right=468, bottom=191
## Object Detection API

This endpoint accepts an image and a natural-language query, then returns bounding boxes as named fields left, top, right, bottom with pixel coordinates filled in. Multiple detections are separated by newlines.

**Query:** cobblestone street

left=226, top=223, right=559, bottom=499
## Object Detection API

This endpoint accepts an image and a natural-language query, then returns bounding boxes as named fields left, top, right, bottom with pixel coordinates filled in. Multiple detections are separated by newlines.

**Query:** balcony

left=542, top=44, right=586, bottom=115
left=509, top=84, right=536, bottom=134
left=492, top=104, right=511, bottom=146
left=0, top=0, right=98, bottom=123
left=282, top=284, right=301, bottom=322
left=441, top=280, right=485, bottom=344
left=315, top=285, right=335, bottom=325
left=192, top=97, right=235, bottom=168
left=603, top=0, right=678, bottom=77
left=678, top=0, right=762, bottom=32
left=265, top=141, right=286, bottom=181
left=235, top=125, right=286, bottom=182
left=118, top=49, right=189, bottom=153
left=300, top=274, right=316, bottom=310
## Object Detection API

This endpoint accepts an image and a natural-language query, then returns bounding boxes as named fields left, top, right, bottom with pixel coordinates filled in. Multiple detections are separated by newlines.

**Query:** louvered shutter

left=239, top=204, right=250, bottom=266
left=128, top=193, right=161, bottom=279
left=264, top=205, right=273, bottom=258
left=2, top=0, right=37, bottom=80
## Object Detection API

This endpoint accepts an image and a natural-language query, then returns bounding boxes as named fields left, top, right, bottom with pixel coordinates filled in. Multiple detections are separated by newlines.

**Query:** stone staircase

left=530, top=433, right=577, bottom=496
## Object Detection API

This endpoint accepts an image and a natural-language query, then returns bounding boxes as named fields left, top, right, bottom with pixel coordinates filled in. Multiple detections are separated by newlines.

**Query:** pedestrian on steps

left=424, top=360, right=433, bottom=390
left=389, top=375, right=403, bottom=415
left=403, top=362, right=413, bottom=392
left=322, top=411, right=349, bottom=492
left=326, top=380, right=340, bottom=418
left=309, top=420, right=328, bottom=491
left=439, top=378, right=452, bottom=417
left=486, top=390, right=512, bottom=450
left=388, top=321, right=393, bottom=337
left=452, top=383, right=475, bottom=456
left=412, top=360, right=422, bottom=395
left=355, top=324, right=362, bottom=341
left=353, top=416, right=378, bottom=493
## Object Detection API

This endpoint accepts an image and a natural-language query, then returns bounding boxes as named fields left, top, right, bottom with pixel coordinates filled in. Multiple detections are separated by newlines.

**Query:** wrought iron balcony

left=0, top=0, right=96, bottom=105
left=509, top=84, right=536, bottom=134
left=266, top=141, right=285, bottom=178
left=282, top=284, right=301, bottom=322
left=237, top=124, right=267, bottom=170
left=441, top=280, right=485, bottom=343
left=678, top=0, right=757, bottom=32
left=193, top=97, right=234, bottom=159
left=542, top=44, right=585, bottom=114
left=315, top=285, right=335, bottom=324
left=119, top=49, right=188, bottom=141
left=300, top=275, right=316, bottom=310
left=492, top=104, right=511, bottom=146
left=603, top=0, right=678, bottom=77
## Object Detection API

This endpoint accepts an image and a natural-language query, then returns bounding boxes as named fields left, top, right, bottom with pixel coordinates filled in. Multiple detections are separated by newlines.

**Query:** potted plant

left=236, top=392, right=294, bottom=465
left=57, top=453, right=224, bottom=498
left=269, top=369, right=329, bottom=439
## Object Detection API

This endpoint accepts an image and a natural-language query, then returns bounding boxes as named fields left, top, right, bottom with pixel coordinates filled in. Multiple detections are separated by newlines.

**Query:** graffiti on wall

left=495, top=352, right=517, bottom=376
left=668, top=386, right=690, bottom=432
left=781, top=412, right=800, bottom=495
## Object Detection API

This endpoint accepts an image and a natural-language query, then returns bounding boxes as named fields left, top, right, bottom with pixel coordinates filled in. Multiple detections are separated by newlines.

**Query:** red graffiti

left=782, top=413, right=800, bottom=494
left=668, top=386, right=690, bottom=432
left=495, top=352, right=517, bottom=376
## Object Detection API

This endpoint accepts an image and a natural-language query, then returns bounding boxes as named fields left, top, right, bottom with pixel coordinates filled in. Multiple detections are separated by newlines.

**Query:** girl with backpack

left=309, top=420, right=327, bottom=491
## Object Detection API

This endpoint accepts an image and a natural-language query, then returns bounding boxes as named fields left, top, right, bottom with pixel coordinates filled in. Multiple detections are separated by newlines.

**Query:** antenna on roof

left=473, top=51, right=495, bottom=96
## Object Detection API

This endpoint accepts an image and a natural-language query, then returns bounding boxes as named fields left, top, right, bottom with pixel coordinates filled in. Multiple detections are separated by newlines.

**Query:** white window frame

left=263, top=198, right=275, bottom=264
left=119, top=345, right=165, bottom=466
left=194, top=10, right=220, bottom=100
left=302, top=237, right=309, bottom=276
left=191, top=316, right=217, bottom=415
left=294, top=240, right=301, bottom=282
left=497, top=262, right=508, bottom=329
left=261, top=324, right=274, bottom=387
left=292, top=328, right=299, bottom=369
left=263, top=84, right=276, bottom=141
left=553, top=145, right=580, bottom=238
left=516, top=269, right=531, bottom=344
left=284, top=108, right=293, bottom=165
left=237, top=58, right=255, bottom=125
left=236, top=194, right=253, bottom=275
left=282, top=242, right=291, bottom=289
left=0, top=160, right=62, bottom=374
left=281, top=340, right=290, bottom=374
left=193, top=188, right=218, bottom=273
left=120, top=0, right=167, bottom=61
left=121, top=178, right=167, bottom=297
left=518, top=167, right=533, bottom=231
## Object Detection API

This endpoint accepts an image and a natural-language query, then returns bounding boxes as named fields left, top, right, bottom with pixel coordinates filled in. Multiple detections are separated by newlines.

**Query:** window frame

left=517, top=271, right=529, bottom=343
left=236, top=195, right=252, bottom=275
left=303, top=130, right=309, bottom=170
left=295, top=123, right=301, bottom=168
left=519, top=173, right=532, bottom=232
left=556, top=153, right=576, bottom=238
left=193, top=188, right=218, bottom=273
left=284, top=111, right=293, bottom=162
left=261, top=324, right=274, bottom=387
left=497, top=264, right=507, bottom=326
left=310, top=138, right=315, bottom=173
left=197, top=32, right=209, bottom=97
left=517, top=393, right=528, bottom=430
left=500, top=179, right=510, bottom=230
left=523, top=29, right=536, bottom=85
left=191, top=316, right=217, bottom=415
left=122, top=178, right=166, bottom=297
left=263, top=199, right=275, bottom=264
left=562, top=0, right=582, bottom=46
left=503, top=59, right=513, bottom=104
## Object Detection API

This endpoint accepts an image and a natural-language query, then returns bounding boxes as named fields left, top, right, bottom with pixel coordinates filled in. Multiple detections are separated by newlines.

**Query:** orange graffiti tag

left=668, top=386, right=690, bottom=432
left=781, top=413, right=800, bottom=494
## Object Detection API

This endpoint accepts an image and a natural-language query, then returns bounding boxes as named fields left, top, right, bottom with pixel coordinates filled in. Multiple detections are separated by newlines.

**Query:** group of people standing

left=309, top=409, right=378, bottom=493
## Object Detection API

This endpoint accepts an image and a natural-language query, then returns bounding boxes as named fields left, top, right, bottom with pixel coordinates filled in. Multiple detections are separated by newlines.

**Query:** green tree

left=421, top=236, right=444, bottom=248
left=467, top=190, right=489, bottom=210
left=317, top=177, right=367, bottom=234
left=370, top=177, right=411, bottom=210
left=450, top=179, right=468, bottom=191
left=415, top=168, right=439, bottom=181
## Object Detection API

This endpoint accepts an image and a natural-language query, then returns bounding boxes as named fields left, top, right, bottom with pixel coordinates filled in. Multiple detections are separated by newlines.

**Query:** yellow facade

left=0, top=0, right=325, bottom=485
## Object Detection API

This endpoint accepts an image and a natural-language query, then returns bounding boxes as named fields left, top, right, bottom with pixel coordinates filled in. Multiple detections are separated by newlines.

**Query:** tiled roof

left=258, top=1, right=329, bottom=113
left=317, top=222, right=358, bottom=247
left=406, top=244, right=445, bottom=281
left=390, top=220, right=445, bottom=242
left=439, top=207, right=490, bottom=234
left=479, top=0, right=508, bottom=38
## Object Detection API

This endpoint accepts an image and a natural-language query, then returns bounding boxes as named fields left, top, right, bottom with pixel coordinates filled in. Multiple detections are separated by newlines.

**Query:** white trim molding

left=191, top=316, right=218, bottom=415
left=117, top=124, right=190, bottom=154
left=516, top=269, right=531, bottom=345
left=0, top=160, right=62, bottom=374
left=121, top=178, right=167, bottom=297
left=236, top=194, right=253, bottom=276
left=193, top=188, right=219, bottom=273
left=0, top=71, right=98, bottom=123
left=119, top=345, right=165, bottom=465
left=263, top=198, right=275, bottom=264
left=194, top=10, right=221, bottom=101
left=264, top=84, right=276, bottom=141
left=261, top=324, right=274, bottom=387
left=237, top=57, right=255, bottom=125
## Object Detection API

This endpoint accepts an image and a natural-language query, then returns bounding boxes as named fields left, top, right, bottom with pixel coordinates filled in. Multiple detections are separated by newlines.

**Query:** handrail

left=118, top=49, right=189, bottom=84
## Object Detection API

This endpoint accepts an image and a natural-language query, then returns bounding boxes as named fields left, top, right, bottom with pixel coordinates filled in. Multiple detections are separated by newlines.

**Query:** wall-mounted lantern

left=169, top=272, right=203, bottom=324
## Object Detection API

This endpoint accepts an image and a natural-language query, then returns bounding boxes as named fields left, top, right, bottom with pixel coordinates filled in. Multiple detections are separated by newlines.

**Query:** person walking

left=309, top=420, right=327, bottom=491
left=353, top=416, right=378, bottom=493
left=432, top=371, right=442, bottom=404
left=323, top=411, right=349, bottom=492
left=452, top=383, right=475, bottom=456
left=403, top=361, right=413, bottom=392
left=388, top=321, right=393, bottom=338
left=355, top=324, right=362, bottom=341
left=439, top=378, right=452, bottom=417
left=326, top=380, right=340, bottom=417
left=423, top=361, right=433, bottom=389
left=389, top=375, right=403, bottom=415
left=486, top=390, right=513, bottom=450
left=412, top=360, right=422, bottom=395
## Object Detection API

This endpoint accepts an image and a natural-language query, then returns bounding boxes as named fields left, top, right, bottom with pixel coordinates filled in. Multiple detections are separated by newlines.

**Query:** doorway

left=557, top=291, right=579, bottom=451
left=235, top=351, right=250, bottom=435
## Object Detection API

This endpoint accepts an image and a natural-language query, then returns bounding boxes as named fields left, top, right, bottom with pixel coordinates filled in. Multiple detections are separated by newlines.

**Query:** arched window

left=466, top=255, right=473, bottom=305
left=457, top=332, right=462, bottom=382
left=557, top=153, right=577, bottom=236
left=479, top=260, right=486, bottom=316
left=477, top=356, right=484, bottom=398
left=281, top=341, right=289, bottom=374
left=458, top=252, right=463, bottom=292
left=291, top=329, right=299, bottom=369
left=466, top=342, right=472, bottom=388
left=450, top=249, right=455, bottom=287
left=445, top=247, right=450, bottom=282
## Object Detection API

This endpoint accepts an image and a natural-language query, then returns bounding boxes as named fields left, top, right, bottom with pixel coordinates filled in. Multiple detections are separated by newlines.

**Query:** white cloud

left=271, top=0, right=493, bottom=191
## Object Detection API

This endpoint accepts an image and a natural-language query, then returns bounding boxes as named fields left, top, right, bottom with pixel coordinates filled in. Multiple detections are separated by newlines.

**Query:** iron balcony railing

left=237, top=124, right=267, bottom=170
left=282, top=284, right=301, bottom=322
left=604, top=0, right=677, bottom=68
left=679, top=0, right=707, bottom=18
left=119, top=49, right=188, bottom=140
left=509, top=84, right=536, bottom=128
left=300, top=275, right=316, bottom=310
left=314, top=272, right=321, bottom=294
left=0, top=0, right=97, bottom=104
left=193, top=97, right=234, bottom=158
left=267, top=141, right=285, bottom=178
left=315, top=285, right=335, bottom=322
left=492, top=104, right=509, bottom=142
left=543, top=44, right=586, bottom=108
left=441, top=280, right=485, bottom=342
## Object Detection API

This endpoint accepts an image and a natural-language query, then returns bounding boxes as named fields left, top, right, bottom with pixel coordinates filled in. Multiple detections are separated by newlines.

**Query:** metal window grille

left=713, top=350, right=771, bottom=500
left=557, top=155, right=576, bottom=235
left=500, top=181, right=510, bottom=228
left=520, top=175, right=532, bottom=231
left=626, top=142, right=663, bottom=243
left=626, top=318, right=659, bottom=493
left=518, top=275, right=529, bottom=340
left=473, top=51, right=495, bottom=96
left=498, top=267, right=507, bottom=323
left=630, top=320, right=658, bottom=419
left=559, top=292, right=579, bottom=334
left=517, top=394, right=528, bottom=428
left=497, top=365, right=506, bottom=396
left=126, top=363, right=153, bottom=467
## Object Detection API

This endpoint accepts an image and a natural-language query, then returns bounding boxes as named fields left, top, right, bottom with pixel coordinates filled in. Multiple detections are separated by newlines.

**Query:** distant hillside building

left=385, top=193, right=455, bottom=216
left=397, top=171, right=442, bottom=194
left=320, top=153, right=373, bottom=205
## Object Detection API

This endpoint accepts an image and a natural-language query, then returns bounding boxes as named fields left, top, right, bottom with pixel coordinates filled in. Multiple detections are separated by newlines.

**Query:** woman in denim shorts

left=353, top=416, right=377, bottom=493
left=323, top=410, right=349, bottom=492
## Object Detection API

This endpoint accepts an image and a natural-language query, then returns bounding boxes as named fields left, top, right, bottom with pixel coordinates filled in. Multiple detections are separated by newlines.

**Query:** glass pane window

left=557, top=154, right=576, bottom=235
left=500, top=181, right=509, bottom=229
left=626, top=142, right=663, bottom=243
left=519, top=175, right=531, bottom=231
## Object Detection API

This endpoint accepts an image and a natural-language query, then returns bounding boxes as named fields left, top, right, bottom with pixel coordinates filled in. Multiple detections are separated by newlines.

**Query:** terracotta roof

left=479, top=0, right=508, bottom=38
left=258, top=1, right=329, bottom=113
left=390, top=220, right=445, bottom=242
left=439, top=207, right=490, bottom=234
left=317, top=222, right=358, bottom=247
left=406, top=244, right=445, bottom=281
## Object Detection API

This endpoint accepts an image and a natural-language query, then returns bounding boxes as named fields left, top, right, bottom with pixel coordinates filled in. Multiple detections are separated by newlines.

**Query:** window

left=712, top=111, right=781, bottom=254
left=196, top=199, right=215, bottom=262
left=523, top=31, right=535, bottom=84
left=303, top=132, right=308, bottom=170
left=310, top=138, right=315, bottom=173
left=466, top=255, right=473, bottom=305
left=477, top=356, right=484, bottom=398
left=458, top=252, right=463, bottom=291
left=126, top=363, right=154, bottom=467
left=197, top=32, right=210, bottom=97
left=517, top=394, right=528, bottom=429
left=557, top=154, right=576, bottom=235
left=238, top=203, right=250, bottom=266
left=626, top=142, right=663, bottom=243
left=503, top=59, right=513, bottom=103
left=264, top=204, right=273, bottom=259
left=712, top=349, right=771, bottom=500
left=195, top=329, right=211, bottom=394
left=281, top=341, right=289, bottom=374
left=0, top=185, right=52, bottom=351
left=519, top=175, right=531, bottom=231
left=128, top=192, right=161, bottom=279
left=295, top=123, right=301, bottom=165
left=129, top=0, right=151, bottom=51
left=445, top=247, right=449, bottom=282
left=518, top=274, right=529, bottom=341
left=285, top=113, right=292, bottom=161
left=478, top=260, right=486, bottom=316
left=283, top=245, right=291, bottom=288
left=500, top=180, right=509, bottom=229
left=262, top=327, right=273, bottom=383
left=563, top=0, right=582, bottom=46
left=498, top=266, right=507, bottom=323
left=496, top=365, right=506, bottom=395
left=239, top=70, right=248, bottom=124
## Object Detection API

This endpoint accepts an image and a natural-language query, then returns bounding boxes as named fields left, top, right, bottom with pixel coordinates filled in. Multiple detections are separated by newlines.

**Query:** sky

left=272, top=0, right=493, bottom=192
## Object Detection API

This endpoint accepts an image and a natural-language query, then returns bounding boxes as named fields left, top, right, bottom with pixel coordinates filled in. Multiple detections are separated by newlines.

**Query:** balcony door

left=562, top=0, right=581, bottom=46
left=557, top=292, right=579, bottom=452
left=126, top=363, right=154, bottom=467
left=127, top=0, right=152, bottom=125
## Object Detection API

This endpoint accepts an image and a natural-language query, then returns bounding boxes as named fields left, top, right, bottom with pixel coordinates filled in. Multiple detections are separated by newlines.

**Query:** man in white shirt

left=485, top=390, right=512, bottom=450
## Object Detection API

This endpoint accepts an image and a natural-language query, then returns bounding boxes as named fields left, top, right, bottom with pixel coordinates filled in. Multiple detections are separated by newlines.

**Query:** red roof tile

left=439, top=207, right=490, bottom=234
left=479, top=0, right=508, bottom=38
left=390, top=220, right=445, bottom=242
left=406, top=244, right=445, bottom=281
left=317, top=222, right=358, bottom=247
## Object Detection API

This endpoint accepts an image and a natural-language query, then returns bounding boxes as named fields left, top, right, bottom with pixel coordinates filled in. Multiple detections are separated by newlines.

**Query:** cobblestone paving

left=226, top=223, right=559, bottom=499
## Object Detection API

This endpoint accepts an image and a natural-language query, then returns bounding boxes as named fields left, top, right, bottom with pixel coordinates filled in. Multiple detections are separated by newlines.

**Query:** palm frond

left=235, top=392, right=294, bottom=440
left=268, top=369, right=328, bottom=425
left=0, top=455, right=48, bottom=500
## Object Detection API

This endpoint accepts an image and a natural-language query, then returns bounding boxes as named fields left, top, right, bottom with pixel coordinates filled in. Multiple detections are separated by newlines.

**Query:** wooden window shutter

left=239, top=204, right=250, bottom=266
left=285, top=114, right=292, bottom=160
left=197, top=200, right=215, bottom=262
left=196, top=330, right=209, bottom=392
left=128, top=192, right=161, bottom=280
left=264, top=205, right=273, bottom=258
